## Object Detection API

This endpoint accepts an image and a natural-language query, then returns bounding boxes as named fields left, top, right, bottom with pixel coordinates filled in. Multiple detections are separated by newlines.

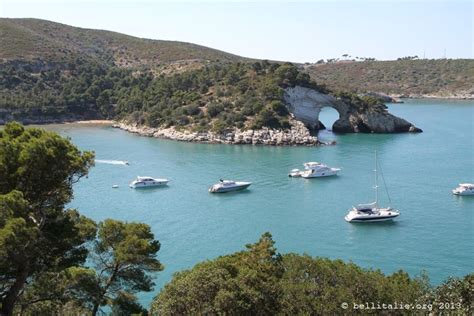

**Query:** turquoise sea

left=46, top=99, right=473, bottom=306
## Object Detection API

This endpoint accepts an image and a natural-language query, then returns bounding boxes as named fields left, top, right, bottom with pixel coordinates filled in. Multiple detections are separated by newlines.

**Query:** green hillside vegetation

left=0, top=18, right=246, bottom=67
left=1, top=59, right=344, bottom=131
left=152, top=233, right=473, bottom=315
left=306, top=59, right=474, bottom=97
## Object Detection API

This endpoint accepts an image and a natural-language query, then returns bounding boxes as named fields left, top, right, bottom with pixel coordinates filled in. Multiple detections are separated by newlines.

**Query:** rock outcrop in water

left=283, top=86, right=422, bottom=133
left=114, top=118, right=326, bottom=146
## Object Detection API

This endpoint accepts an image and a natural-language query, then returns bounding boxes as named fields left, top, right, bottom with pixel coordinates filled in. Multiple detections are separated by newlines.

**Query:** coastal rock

left=283, top=86, right=421, bottom=133
left=114, top=119, right=321, bottom=146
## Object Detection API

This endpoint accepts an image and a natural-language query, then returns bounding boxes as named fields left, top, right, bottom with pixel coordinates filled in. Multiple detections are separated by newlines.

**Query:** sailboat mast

left=374, top=150, right=378, bottom=206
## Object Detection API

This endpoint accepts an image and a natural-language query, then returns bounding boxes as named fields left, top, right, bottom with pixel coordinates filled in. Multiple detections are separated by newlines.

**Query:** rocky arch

left=283, top=86, right=422, bottom=133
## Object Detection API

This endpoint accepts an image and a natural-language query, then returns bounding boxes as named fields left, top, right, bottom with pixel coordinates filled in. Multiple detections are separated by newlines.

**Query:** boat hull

left=452, top=190, right=474, bottom=196
left=129, top=180, right=169, bottom=189
left=301, top=169, right=339, bottom=178
left=209, top=183, right=251, bottom=193
left=345, top=208, right=400, bottom=223
left=345, top=214, right=399, bottom=222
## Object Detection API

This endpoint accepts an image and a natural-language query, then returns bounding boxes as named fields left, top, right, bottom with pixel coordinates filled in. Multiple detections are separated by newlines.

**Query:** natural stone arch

left=283, top=86, right=343, bottom=130
left=283, top=86, right=421, bottom=133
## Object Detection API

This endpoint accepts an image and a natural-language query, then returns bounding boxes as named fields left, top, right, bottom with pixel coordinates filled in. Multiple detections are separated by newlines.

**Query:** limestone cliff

left=283, top=86, right=422, bottom=133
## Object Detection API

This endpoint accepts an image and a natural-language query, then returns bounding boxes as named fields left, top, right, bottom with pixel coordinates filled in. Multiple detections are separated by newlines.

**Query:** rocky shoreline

left=363, top=92, right=474, bottom=102
left=396, top=94, right=474, bottom=100
left=113, top=119, right=330, bottom=146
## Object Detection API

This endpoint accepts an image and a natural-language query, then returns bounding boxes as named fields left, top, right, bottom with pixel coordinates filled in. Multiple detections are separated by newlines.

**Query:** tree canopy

left=0, top=122, right=162, bottom=316
left=152, top=233, right=472, bottom=315
left=71, top=219, right=164, bottom=315
left=0, top=122, right=96, bottom=315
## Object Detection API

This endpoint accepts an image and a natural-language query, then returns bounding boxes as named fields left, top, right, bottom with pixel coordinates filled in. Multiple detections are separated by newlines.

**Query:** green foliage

left=0, top=122, right=96, bottom=315
left=252, top=108, right=280, bottom=129
left=207, top=102, right=224, bottom=118
left=111, top=292, right=149, bottom=316
left=334, top=91, right=386, bottom=112
left=280, top=257, right=429, bottom=315
left=0, top=123, right=161, bottom=316
left=13, top=219, right=162, bottom=316
left=270, top=100, right=289, bottom=116
left=152, top=233, right=437, bottom=315
left=151, top=233, right=282, bottom=315
left=70, top=219, right=163, bottom=315
left=424, top=274, right=473, bottom=314
left=14, top=268, right=93, bottom=315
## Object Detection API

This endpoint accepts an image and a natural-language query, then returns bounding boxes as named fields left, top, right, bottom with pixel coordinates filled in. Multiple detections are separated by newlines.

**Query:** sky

left=1, top=0, right=472, bottom=62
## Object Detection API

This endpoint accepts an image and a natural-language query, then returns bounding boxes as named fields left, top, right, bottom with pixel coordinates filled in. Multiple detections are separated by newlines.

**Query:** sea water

left=44, top=99, right=473, bottom=306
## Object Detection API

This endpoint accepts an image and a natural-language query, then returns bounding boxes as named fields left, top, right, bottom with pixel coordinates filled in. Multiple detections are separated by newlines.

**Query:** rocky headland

left=112, top=85, right=422, bottom=146
left=113, top=118, right=325, bottom=146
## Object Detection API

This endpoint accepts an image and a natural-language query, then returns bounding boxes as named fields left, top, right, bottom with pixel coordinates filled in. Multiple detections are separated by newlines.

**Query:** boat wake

left=95, top=159, right=129, bottom=166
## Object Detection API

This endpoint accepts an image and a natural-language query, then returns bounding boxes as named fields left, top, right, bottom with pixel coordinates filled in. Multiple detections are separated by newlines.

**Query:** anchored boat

left=289, top=162, right=340, bottom=178
left=129, top=176, right=169, bottom=189
left=209, top=179, right=252, bottom=193
left=452, top=183, right=474, bottom=196
left=345, top=151, right=400, bottom=223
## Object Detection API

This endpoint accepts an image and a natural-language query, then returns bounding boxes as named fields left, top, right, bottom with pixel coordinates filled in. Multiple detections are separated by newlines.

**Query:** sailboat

left=345, top=151, right=400, bottom=223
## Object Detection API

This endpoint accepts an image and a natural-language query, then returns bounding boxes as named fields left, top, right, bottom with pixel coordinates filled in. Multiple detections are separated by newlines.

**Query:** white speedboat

left=209, top=179, right=252, bottom=193
left=452, top=183, right=474, bottom=196
left=129, top=176, right=169, bottom=189
left=345, top=151, right=400, bottom=223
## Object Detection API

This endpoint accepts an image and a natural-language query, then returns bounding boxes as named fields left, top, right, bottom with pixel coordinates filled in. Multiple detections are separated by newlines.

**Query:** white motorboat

left=301, top=162, right=340, bottom=178
left=129, top=176, right=169, bottom=189
left=452, top=183, right=474, bottom=196
left=209, top=179, right=252, bottom=193
left=289, top=162, right=340, bottom=178
left=345, top=151, right=400, bottom=223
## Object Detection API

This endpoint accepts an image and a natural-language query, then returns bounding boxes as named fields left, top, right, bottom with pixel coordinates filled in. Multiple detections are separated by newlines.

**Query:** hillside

left=306, top=59, right=474, bottom=98
left=0, top=18, right=247, bottom=68
left=0, top=58, right=326, bottom=128
left=0, top=18, right=421, bottom=141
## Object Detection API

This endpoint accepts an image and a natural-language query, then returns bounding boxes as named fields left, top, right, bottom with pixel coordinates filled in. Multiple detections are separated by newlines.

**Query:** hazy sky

left=1, top=0, right=472, bottom=62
